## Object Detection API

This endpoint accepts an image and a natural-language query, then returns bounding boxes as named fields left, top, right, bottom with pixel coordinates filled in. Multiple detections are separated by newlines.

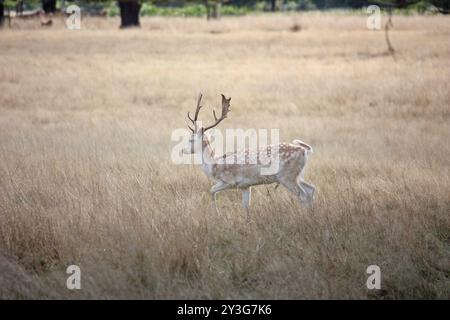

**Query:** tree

left=0, top=0, right=13, bottom=28
left=16, top=0, right=24, bottom=16
left=42, top=0, right=57, bottom=13
left=270, top=0, right=276, bottom=11
left=203, top=0, right=224, bottom=19
left=0, top=1, right=4, bottom=27
left=430, top=0, right=450, bottom=13
left=118, top=0, right=141, bottom=28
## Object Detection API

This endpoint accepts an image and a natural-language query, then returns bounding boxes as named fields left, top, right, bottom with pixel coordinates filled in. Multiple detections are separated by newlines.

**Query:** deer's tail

left=292, top=139, right=313, bottom=155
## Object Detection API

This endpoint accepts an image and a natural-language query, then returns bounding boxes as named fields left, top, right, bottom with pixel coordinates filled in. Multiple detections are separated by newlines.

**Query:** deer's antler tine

left=194, top=93, right=203, bottom=121
left=204, top=94, right=231, bottom=132
left=186, top=93, right=204, bottom=131
left=221, top=93, right=231, bottom=116
left=187, top=112, right=195, bottom=124
left=185, top=116, right=195, bottom=132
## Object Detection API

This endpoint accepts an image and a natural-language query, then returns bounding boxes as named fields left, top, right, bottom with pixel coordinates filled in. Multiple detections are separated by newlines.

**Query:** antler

left=204, top=94, right=231, bottom=131
left=186, top=93, right=203, bottom=132
left=186, top=93, right=231, bottom=132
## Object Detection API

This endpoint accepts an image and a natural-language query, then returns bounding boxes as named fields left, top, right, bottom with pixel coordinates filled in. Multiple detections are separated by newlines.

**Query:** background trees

left=0, top=1, right=4, bottom=27
left=118, top=0, right=141, bottom=28
left=42, top=0, right=56, bottom=13
left=1, top=0, right=449, bottom=29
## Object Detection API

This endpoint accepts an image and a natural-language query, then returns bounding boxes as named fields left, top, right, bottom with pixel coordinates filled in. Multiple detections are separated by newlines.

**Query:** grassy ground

left=0, top=14, right=449, bottom=299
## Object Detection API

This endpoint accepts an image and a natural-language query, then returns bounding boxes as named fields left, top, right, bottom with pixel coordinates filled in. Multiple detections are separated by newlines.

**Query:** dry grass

left=0, top=14, right=449, bottom=299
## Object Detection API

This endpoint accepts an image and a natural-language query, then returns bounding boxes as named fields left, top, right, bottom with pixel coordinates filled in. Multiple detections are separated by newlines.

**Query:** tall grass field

left=0, top=14, right=449, bottom=299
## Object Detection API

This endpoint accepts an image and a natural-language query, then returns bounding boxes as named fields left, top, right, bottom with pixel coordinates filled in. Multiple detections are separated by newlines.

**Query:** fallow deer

left=182, top=93, right=315, bottom=217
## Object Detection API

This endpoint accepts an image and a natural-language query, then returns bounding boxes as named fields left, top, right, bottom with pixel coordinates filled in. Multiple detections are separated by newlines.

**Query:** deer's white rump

left=182, top=93, right=315, bottom=217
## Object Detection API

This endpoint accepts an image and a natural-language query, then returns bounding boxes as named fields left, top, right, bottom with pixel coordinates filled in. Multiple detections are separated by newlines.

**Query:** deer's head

left=182, top=93, right=231, bottom=154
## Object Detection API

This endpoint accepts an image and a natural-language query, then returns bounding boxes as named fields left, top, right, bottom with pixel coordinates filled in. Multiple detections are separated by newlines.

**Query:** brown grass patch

left=0, top=14, right=449, bottom=299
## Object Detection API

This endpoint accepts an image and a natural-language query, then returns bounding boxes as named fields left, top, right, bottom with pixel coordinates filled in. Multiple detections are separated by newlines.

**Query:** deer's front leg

left=242, top=187, right=251, bottom=220
left=210, top=181, right=231, bottom=214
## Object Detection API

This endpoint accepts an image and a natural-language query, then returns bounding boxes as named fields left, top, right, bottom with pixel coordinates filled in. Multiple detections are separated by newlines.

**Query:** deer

left=182, top=93, right=315, bottom=218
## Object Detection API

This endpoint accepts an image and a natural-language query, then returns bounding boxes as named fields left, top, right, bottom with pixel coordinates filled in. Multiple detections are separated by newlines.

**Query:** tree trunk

left=42, top=0, right=57, bottom=14
left=270, top=0, right=276, bottom=12
left=118, top=0, right=141, bottom=28
left=16, top=1, right=24, bottom=16
left=212, top=2, right=221, bottom=19
left=0, top=2, right=4, bottom=28
left=205, top=0, right=211, bottom=20
left=205, top=1, right=221, bottom=20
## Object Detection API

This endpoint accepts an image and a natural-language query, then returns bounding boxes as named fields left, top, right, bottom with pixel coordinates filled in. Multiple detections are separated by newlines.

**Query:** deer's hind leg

left=296, top=169, right=315, bottom=205
left=298, top=180, right=315, bottom=204
left=279, top=175, right=313, bottom=207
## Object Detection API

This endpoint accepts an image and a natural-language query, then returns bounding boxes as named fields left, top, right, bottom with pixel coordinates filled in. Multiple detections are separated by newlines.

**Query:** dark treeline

left=1, top=0, right=449, bottom=28
left=2, top=0, right=450, bottom=10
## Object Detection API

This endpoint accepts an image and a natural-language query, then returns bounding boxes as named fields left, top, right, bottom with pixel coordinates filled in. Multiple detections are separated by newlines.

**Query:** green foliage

left=140, top=3, right=206, bottom=17
left=106, top=2, right=120, bottom=16
left=409, top=0, right=437, bottom=13
left=106, top=2, right=257, bottom=17
left=45, top=0, right=448, bottom=17
left=283, top=1, right=299, bottom=11
left=254, top=1, right=270, bottom=11
left=298, top=0, right=317, bottom=10
left=220, top=4, right=253, bottom=15
left=3, top=0, right=17, bottom=8
left=178, top=3, right=206, bottom=16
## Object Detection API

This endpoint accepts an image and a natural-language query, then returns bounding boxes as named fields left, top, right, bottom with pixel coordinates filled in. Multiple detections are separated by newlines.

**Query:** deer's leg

left=296, top=172, right=315, bottom=205
left=242, top=187, right=251, bottom=220
left=210, top=181, right=231, bottom=214
left=279, top=178, right=301, bottom=197
left=299, top=180, right=315, bottom=203
left=280, top=178, right=312, bottom=206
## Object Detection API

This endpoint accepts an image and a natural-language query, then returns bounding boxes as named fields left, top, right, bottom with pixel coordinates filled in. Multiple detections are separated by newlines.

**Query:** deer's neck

left=200, top=136, right=216, bottom=177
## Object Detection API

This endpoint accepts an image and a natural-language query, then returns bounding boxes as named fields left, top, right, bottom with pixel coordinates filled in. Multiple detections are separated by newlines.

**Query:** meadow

left=0, top=13, right=449, bottom=299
